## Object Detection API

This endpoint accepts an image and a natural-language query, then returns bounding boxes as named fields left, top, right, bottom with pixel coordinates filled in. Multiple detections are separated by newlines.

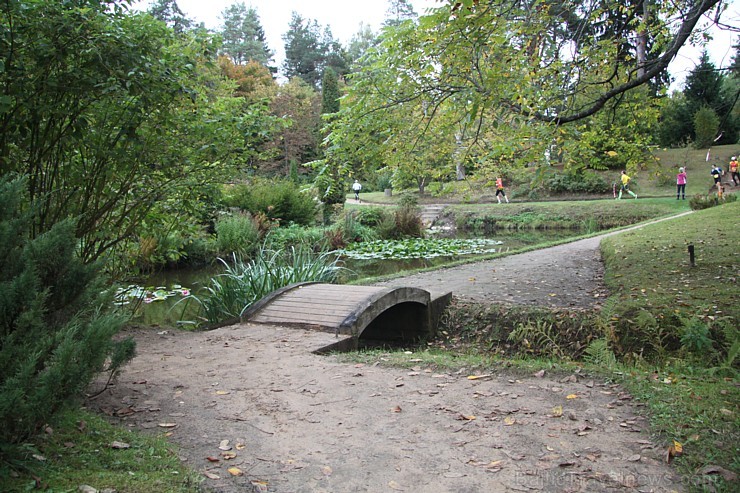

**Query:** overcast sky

left=131, top=0, right=737, bottom=90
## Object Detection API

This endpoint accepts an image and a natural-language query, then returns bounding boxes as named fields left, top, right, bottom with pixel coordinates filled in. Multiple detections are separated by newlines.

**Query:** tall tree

left=384, top=0, right=417, bottom=27
left=269, top=78, right=322, bottom=171
left=282, top=12, right=325, bottom=87
left=147, top=0, right=192, bottom=33
left=220, top=3, right=275, bottom=70
left=321, top=67, right=340, bottom=114
left=347, top=23, right=378, bottom=71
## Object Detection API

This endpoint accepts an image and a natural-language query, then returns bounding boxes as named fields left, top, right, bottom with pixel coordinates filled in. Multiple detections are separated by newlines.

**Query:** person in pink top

left=495, top=177, right=509, bottom=203
left=676, top=167, right=687, bottom=200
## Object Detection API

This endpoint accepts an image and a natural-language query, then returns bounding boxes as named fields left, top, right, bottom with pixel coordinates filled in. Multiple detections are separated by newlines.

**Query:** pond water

left=119, top=229, right=581, bottom=327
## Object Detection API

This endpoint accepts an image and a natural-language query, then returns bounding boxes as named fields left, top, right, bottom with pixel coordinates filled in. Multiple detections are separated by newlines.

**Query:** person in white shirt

left=352, top=180, right=362, bottom=201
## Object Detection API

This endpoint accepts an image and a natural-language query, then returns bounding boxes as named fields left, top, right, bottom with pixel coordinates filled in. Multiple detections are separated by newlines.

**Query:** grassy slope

left=600, top=202, right=739, bottom=491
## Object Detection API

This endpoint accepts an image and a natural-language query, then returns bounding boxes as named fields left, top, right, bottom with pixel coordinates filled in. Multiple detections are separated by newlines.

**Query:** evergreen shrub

left=0, top=177, right=133, bottom=457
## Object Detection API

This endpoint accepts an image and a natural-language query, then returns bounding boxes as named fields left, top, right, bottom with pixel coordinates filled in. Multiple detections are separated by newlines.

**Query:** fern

left=584, top=339, right=617, bottom=369
left=507, top=320, right=564, bottom=358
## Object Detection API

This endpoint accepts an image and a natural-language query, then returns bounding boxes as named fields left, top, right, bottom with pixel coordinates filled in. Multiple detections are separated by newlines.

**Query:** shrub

left=264, top=224, right=327, bottom=251
left=0, top=176, right=133, bottom=456
left=689, top=192, right=737, bottom=210
left=544, top=171, right=610, bottom=194
left=376, top=172, right=393, bottom=191
left=214, top=213, right=261, bottom=257
left=355, top=207, right=389, bottom=227
left=223, top=178, right=318, bottom=225
left=189, top=245, right=344, bottom=325
left=693, top=106, right=720, bottom=149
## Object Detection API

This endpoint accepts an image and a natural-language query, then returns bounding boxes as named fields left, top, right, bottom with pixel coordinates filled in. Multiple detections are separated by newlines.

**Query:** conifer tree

left=321, top=67, right=340, bottom=114
left=0, top=177, right=134, bottom=454
left=220, top=2, right=275, bottom=70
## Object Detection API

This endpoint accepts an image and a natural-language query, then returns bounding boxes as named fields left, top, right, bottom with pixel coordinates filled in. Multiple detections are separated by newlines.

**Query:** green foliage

left=0, top=177, right=132, bottom=457
left=0, top=408, right=201, bottom=492
left=189, top=245, right=344, bottom=325
left=223, top=179, right=318, bottom=225
left=219, top=3, right=274, bottom=67
left=583, top=339, right=617, bottom=369
left=689, top=192, right=737, bottom=210
left=693, top=106, right=720, bottom=148
left=321, top=67, right=341, bottom=114
left=341, top=238, right=502, bottom=260
left=600, top=201, right=739, bottom=362
left=0, top=0, right=279, bottom=263
left=542, top=171, right=610, bottom=194
left=354, top=207, right=388, bottom=227
left=507, top=320, right=565, bottom=359
left=264, top=224, right=327, bottom=250
left=214, top=213, right=261, bottom=257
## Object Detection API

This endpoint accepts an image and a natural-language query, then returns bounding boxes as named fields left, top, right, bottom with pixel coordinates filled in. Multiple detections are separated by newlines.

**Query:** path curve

left=375, top=211, right=693, bottom=309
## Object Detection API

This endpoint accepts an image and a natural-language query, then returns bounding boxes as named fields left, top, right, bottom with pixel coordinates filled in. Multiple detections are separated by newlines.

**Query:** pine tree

left=383, top=0, right=417, bottom=27
left=220, top=2, right=275, bottom=69
left=0, top=177, right=134, bottom=454
left=147, top=0, right=192, bottom=34
left=282, top=12, right=325, bottom=88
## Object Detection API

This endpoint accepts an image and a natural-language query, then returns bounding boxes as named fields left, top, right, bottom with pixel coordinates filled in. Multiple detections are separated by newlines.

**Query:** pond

left=117, top=229, right=581, bottom=327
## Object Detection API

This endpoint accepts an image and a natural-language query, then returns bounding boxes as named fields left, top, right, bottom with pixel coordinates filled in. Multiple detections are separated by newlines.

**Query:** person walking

left=495, top=177, right=509, bottom=203
left=730, top=156, right=739, bottom=186
left=617, top=170, right=637, bottom=199
left=352, top=179, right=362, bottom=201
left=676, top=167, right=687, bottom=200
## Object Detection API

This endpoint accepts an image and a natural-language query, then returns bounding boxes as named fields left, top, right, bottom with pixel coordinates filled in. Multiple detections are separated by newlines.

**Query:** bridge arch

left=242, top=283, right=450, bottom=351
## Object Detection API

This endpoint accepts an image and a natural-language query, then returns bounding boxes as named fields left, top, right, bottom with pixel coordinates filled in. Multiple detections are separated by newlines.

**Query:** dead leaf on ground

left=533, top=370, right=545, bottom=378
left=388, top=480, right=404, bottom=490
left=110, top=441, right=130, bottom=449
left=218, top=439, right=231, bottom=451
left=551, top=405, right=563, bottom=418
left=202, top=471, right=220, bottom=480
left=221, top=451, right=237, bottom=460
left=392, top=405, right=402, bottom=413
left=566, top=394, right=578, bottom=400
left=205, top=456, right=220, bottom=462
left=626, top=454, right=641, bottom=462
left=322, top=465, right=333, bottom=476
left=158, top=423, right=177, bottom=428
left=227, top=466, right=243, bottom=476
left=215, top=390, right=230, bottom=395
left=467, top=374, right=492, bottom=380
left=504, top=416, right=516, bottom=426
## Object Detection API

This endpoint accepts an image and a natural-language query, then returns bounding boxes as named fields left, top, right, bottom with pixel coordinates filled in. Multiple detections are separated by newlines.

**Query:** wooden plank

left=252, top=313, right=344, bottom=325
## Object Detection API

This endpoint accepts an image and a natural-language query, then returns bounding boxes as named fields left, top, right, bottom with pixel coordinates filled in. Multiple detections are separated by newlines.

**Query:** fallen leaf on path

left=218, top=439, right=231, bottom=451
left=504, top=417, right=516, bottom=426
left=626, top=454, right=641, bottom=462
left=392, top=405, right=402, bottom=413
left=566, top=394, right=578, bottom=400
left=467, top=374, right=492, bottom=380
left=533, top=370, right=545, bottom=378
left=205, top=456, right=220, bottom=462
left=110, top=441, right=130, bottom=449
left=322, top=465, right=333, bottom=476
left=388, top=480, right=404, bottom=490
left=221, top=451, right=237, bottom=460
left=551, top=406, right=563, bottom=418
left=227, top=467, right=243, bottom=476
left=158, top=423, right=177, bottom=428
left=215, top=390, right=230, bottom=395
left=666, top=440, right=683, bottom=463
left=236, top=443, right=246, bottom=450
left=203, top=471, right=220, bottom=480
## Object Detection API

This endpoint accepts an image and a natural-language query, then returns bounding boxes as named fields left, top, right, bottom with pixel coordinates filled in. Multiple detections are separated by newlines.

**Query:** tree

left=0, top=0, right=278, bottom=264
left=347, top=23, right=379, bottom=71
left=0, top=176, right=134, bottom=454
left=268, top=78, right=322, bottom=172
left=321, top=67, right=341, bottom=114
left=282, top=12, right=325, bottom=87
left=384, top=0, right=417, bottom=27
left=218, top=57, right=277, bottom=99
left=147, top=0, right=192, bottom=33
left=694, top=106, right=721, bottom=148
left=219, top=3, right=275, bottom=70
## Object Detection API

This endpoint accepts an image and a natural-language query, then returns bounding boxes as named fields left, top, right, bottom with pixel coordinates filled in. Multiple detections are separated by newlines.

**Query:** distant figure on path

left=676, top=167, right=687, bottom=200
left=352, top=179, right=362, bottom=201
left=730, top=156, right=739, bottom=186
left=617, top=170, right=637, bottom=199
left=495, top=177, right=509, bottom=203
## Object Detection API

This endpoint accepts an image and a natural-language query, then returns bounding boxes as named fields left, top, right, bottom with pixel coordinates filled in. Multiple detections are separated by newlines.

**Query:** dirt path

left=88, top=214, right=693, bottom=492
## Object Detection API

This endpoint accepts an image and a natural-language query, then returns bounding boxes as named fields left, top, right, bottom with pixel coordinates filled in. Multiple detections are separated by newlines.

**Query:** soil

left=88, top=214, right=693, bottom=493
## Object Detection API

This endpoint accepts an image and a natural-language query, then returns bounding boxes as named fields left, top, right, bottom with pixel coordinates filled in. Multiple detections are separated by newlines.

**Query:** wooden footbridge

left=242, top=282, right=451, bottom=353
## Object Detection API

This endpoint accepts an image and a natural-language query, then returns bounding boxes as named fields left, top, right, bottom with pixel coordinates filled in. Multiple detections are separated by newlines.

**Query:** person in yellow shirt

left=617, top=170, right=637, bottom=199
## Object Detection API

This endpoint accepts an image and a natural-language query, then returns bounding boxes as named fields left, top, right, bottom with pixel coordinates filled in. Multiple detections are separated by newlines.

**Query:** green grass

left=0, top=408, right=202, bottom=493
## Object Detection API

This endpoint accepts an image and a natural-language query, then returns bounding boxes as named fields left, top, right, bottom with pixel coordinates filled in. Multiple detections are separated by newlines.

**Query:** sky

left=132, top=0, right=738, bottom=90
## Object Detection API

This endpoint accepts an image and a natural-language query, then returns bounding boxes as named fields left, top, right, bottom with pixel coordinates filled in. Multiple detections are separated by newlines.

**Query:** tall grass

left=190, top=244, right=344, bottom=325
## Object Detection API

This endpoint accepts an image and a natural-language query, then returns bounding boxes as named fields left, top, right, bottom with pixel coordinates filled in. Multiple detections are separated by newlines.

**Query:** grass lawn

left=0, top=409, right=202, bottom=493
